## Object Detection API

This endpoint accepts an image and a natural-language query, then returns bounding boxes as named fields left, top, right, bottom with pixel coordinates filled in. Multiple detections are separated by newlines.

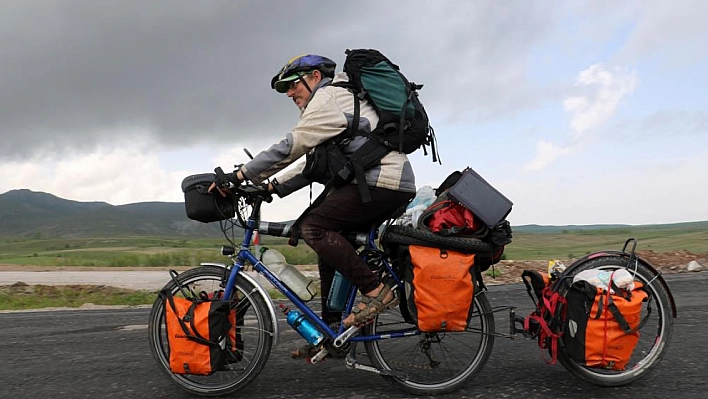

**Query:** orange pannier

left=408, top=245, right=475, bottom=333
left=563, top=280, right=649, bottom=370
left=161, top=290, right=231, bottom=375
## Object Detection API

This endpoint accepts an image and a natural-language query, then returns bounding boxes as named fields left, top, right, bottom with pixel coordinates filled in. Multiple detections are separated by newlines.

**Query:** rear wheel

left=147, top=266, right=274, bottom=396
left=555, top=255, right=674, bottom=386
left=363, top=291, right=495, bottom=395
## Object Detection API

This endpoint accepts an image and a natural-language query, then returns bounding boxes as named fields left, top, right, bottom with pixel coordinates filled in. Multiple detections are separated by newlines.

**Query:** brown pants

left=299, top=184, right=414, bottom=323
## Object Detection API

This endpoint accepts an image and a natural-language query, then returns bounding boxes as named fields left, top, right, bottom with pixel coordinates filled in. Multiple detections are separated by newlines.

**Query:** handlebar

left=257, top=221, right=292, bottom=237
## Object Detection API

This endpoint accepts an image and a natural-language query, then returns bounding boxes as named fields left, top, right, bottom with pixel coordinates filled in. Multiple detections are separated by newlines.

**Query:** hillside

left=0, top=189, right=223, bottom=238
left=1, top=188, right=707, bottom=241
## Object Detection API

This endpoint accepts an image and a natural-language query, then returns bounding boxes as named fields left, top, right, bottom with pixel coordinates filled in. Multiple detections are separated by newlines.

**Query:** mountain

left=0, top=189, right=224, bottom=238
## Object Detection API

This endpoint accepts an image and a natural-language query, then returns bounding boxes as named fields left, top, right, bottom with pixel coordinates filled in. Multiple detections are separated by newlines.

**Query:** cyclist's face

left=286, top=70, right=320, bottom=108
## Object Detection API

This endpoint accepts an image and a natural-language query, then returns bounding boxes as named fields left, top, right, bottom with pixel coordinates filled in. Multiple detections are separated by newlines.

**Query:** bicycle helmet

left=271, top=54, right=336, bottom=93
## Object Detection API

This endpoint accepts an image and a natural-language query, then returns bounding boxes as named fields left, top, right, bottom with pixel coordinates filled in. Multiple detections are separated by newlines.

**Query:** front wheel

left=147, top=266, right=274, bottom=396
left=363, top=291, right=495, bottom=395
left=555, top=255, right=674, bottom=386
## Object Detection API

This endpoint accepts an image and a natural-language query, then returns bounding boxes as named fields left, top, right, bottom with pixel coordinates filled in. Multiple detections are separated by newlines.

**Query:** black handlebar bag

left=181, top=173, right=236, bottom=223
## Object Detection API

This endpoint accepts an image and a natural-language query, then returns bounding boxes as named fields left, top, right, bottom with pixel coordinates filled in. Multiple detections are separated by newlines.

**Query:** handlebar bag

left=562, top=279, right=650, bottom=370
left=160, top=290, right=231, bottom=375
left=181, top=173, right=236, bottom=223
left=406, top=245, right=475, bottom=332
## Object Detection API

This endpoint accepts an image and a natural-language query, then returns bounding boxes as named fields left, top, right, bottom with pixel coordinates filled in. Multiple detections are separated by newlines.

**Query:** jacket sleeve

left=240, top=87, right=348, bottom=184
left=271, top=161, right=312, bottom=197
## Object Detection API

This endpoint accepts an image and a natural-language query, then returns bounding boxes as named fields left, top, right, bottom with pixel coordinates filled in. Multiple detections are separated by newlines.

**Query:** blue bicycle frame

left=220, top=194, right=418, bottom=345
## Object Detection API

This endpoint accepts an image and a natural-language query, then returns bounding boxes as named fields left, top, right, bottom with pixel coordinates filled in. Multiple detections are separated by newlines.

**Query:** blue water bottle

left=281, top=305, right=323, bottom=346
left=327, top=271, right=352, bottom=312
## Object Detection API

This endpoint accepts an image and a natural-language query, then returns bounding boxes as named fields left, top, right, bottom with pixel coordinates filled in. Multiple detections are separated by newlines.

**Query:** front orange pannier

left=161, top=290, right=232, bottom=375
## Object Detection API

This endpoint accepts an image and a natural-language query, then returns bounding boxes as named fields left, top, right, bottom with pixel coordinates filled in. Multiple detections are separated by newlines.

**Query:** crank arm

left=309, top=348, right=329, bottom=364
left=333, top=325, right=359, bottom=348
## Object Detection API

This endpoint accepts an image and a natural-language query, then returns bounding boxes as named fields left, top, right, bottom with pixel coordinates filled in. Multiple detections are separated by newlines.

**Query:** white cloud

left=523, top=140, right=575, bottom=172
left=510, top=152, right=708, bottom=225
left=525, top=64, right=637, bottom=171
left=566, top=64, right=637, bottom=139
left=0, top=146, right=186, bottom=205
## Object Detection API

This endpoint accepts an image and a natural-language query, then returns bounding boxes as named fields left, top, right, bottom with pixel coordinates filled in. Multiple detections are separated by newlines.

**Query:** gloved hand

left=210, top=167, right=242, bottom=197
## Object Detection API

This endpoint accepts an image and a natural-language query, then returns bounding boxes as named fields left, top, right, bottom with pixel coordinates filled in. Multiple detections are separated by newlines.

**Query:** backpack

left=160, top=289, right=232, bottom=375
left=404, top=245, right=476, bottom=332
left=303, top=49, right=439, bottom=203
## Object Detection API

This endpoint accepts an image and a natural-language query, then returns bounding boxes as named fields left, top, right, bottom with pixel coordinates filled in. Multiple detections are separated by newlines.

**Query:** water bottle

left=259, top=247, right=317, bottom=301
left=280, top=305, right=324, bottom=346
left=327, top=271, right=352, bottom=312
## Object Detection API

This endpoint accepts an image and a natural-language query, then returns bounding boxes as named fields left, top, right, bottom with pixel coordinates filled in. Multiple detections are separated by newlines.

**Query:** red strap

left=525, top=288, right=566, bottom=365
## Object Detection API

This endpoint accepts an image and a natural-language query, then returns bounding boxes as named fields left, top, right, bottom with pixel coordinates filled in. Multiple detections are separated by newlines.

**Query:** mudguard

left=200, top=262, right=280, bottom=346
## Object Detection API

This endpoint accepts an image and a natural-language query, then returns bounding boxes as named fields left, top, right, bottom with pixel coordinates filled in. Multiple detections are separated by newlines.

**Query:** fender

left=562, top=251, right=677, bottom=318
left=200, top=262, right=280, bottom=346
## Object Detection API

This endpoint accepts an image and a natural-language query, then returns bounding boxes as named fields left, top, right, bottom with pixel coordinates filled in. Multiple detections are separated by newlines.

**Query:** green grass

left=1, top=222, right=705, bottom=311
left=0, top=283, right=158, bottom=311
left=503, top=228, right=708, bottom=260
left=1, top=223, right=706, bottom=269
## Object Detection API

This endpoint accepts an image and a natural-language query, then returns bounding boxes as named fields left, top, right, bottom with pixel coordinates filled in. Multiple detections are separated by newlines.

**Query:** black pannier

left=181, top=173, right=235, bottom=223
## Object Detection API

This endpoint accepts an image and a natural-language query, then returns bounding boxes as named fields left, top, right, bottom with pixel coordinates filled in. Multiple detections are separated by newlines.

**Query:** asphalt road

left=0, top=273, right=705, bottom=399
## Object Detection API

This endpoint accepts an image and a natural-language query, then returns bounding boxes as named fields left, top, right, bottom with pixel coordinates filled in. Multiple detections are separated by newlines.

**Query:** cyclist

left=211, top=54, right=416, bottom=344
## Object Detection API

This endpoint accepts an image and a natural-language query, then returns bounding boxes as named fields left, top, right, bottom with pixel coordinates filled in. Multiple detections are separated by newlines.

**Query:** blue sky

left=1, top=1, right=706, bottom=226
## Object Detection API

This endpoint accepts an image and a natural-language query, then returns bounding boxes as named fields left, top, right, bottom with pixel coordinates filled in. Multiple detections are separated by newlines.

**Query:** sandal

left=343, top=284, right=399, bottom=327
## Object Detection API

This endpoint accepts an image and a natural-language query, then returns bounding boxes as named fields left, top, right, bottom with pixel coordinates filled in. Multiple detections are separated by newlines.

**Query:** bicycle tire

left=363, top=291, right=495, bottom=395
left=382, top=225, right=493, bottom=254
left=147, top=266, right=274, bottom=396
left=554, top=255, right=674, bottom=386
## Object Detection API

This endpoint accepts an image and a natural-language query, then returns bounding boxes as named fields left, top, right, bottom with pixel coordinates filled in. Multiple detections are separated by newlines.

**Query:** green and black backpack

left=303, top=49, right=439, bottom=202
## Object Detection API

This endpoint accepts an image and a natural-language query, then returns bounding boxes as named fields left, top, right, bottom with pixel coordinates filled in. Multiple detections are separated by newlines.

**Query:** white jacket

left=241, top=73, right=416, bottom=197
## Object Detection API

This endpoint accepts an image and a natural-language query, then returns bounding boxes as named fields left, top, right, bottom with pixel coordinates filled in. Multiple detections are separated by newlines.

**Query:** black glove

left=214, top=167, right=241, bottom=188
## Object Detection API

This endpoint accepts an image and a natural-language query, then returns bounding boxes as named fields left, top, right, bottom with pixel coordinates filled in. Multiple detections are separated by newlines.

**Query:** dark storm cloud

left=0, top=0, right=555, bottom=160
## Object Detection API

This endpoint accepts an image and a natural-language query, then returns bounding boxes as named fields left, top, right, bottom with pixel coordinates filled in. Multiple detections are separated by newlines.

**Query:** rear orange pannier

left=408, top=245, right=475, bottom=333
left=563, top=279, right=649, bottom=370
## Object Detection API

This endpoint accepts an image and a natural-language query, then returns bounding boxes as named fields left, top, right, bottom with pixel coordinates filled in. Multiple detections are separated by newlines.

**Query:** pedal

left=308, top=348, right=329, bottom=364
left=345, top=354, right=408, bottom=379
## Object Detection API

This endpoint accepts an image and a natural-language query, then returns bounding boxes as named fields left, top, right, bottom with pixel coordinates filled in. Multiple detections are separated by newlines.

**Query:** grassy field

left=0, top=283, right=157, bottom=311
left=1, top=223, right=705, bottom=310
left=0, top=236, right=316, bottom=267
left=1, top=223, right=706, bottom=268
left=508, top=226, right=708, bottom=260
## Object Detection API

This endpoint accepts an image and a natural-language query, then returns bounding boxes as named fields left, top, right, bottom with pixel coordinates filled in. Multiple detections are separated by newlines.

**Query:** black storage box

left=447, top=168, right=513, bottom=228
left=181, top=173, right=235, bottom=223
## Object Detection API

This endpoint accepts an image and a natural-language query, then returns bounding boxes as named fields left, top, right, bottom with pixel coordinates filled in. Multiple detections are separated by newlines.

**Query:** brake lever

left=214, top=166, right=238, bottom=189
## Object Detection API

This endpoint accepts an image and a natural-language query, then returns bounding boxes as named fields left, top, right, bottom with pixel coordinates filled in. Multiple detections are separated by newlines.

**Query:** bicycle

left=148, top=181, right=676, bottom=396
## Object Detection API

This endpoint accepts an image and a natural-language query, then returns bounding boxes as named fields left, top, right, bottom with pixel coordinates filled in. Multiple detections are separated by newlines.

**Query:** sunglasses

left=287, top=73, right=311, bottom=91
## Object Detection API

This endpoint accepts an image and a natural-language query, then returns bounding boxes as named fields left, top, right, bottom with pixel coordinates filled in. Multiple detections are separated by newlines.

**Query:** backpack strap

left=332, top=84, right=393, bottom=203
